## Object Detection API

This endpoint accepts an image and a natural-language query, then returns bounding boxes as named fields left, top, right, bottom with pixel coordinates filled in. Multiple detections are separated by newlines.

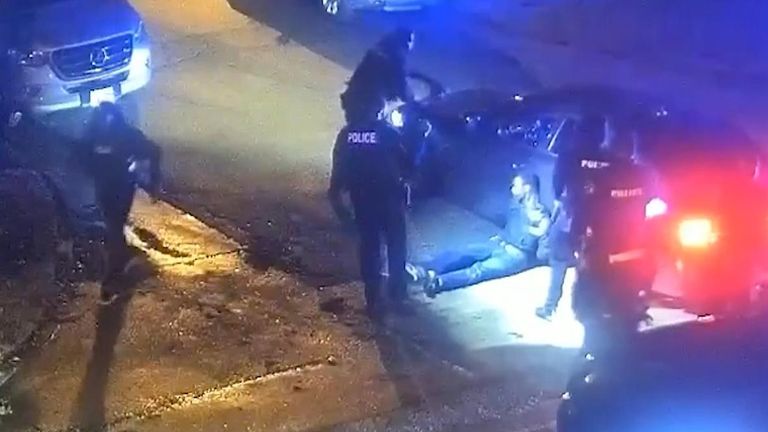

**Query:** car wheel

left=321, top=0, right=352, bottom=19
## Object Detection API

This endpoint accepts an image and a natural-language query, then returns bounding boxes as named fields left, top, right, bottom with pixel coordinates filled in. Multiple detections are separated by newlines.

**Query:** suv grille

left=51, top=34, right=133, bottom=81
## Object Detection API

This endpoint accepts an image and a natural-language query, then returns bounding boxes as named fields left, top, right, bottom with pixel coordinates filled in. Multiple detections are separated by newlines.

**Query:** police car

left=557, top=314, right=768, bottom=432
left=395, top=80, right=767, bottom=310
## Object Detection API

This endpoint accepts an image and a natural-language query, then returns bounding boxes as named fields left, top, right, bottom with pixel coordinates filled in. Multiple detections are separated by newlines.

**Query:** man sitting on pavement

left=408, top=172, right=550, bottom=297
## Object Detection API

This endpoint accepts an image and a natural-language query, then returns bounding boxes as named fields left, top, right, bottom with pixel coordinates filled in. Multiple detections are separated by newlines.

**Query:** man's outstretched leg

left=427, top=247, right=529, bottom=297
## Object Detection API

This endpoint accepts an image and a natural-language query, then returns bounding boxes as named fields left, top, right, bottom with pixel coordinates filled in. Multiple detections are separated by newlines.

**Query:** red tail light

left=677, top=218, right=718, bottom=249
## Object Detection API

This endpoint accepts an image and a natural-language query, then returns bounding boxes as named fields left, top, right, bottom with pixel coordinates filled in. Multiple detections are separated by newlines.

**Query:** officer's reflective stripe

left=580, top=159, right=611, bottom=169
left=608, top=248, right=645, bottom=264
left=347, top=131, right=378, bottom=145
left=610, top=187, right=644, bottom=198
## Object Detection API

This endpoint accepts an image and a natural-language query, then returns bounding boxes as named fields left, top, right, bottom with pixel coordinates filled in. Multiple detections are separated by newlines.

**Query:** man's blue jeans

left=424, top=241, right=530, bottom=293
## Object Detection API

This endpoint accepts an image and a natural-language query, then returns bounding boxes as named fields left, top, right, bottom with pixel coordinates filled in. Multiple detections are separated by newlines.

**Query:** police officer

left=554, top=114, right=654, bottom=356
left=341, top=27, right=415, bottom=122
left=328, top=94, right=411, bottom=319
left=80, top=102, right=161, bottom=301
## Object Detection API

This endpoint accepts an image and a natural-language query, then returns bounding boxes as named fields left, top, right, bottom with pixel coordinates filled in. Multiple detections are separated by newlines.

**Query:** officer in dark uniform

left=341, top=27, right=415, bottom=121
left=554, top=114, right=654, bottom=356
left=328, top=94, right=411, bottom=318
left=80, top=103, right=162, bottom=300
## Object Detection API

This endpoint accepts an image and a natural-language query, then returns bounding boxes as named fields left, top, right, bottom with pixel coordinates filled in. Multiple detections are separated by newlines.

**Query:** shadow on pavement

left=371, top=328, right=431, bottom=407
left=350, top=310, right=571, bottom=429
left=69, top=263, right=151, bottom=431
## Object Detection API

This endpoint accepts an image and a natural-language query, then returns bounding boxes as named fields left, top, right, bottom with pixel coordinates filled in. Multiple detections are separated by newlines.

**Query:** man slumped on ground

left=409, top=173, right=550, bottom=297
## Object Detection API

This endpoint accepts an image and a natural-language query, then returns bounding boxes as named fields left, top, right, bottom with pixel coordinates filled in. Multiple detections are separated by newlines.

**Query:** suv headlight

left=8, top=49, right=47, bottom=67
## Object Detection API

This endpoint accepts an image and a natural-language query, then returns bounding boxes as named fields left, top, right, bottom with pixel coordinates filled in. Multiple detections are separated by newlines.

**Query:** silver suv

left=1, top=0, right=151, bottom=114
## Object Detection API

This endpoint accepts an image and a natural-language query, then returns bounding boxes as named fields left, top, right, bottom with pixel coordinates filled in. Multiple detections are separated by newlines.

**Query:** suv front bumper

left=15, top=37, right=151, bottom=114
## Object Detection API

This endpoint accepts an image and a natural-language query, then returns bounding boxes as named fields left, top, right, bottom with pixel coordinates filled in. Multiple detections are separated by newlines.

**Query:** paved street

left=0, top=0, right=746, bottom=430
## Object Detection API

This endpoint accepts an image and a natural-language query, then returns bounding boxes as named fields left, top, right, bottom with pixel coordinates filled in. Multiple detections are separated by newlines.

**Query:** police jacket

left=329, top=119, right=409, bottom=201
left=555, top=148, right=652, bottom=261
left=343, top=48, right=410, bottom=108
left=80, top=125, right=162, bottom=196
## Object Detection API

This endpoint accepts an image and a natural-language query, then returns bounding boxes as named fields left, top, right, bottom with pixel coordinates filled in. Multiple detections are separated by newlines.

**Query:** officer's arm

left=553, top=150, right=572, bottom=200
left=328, top=132, right=354, bottom=226
left=146, top=140, right=163, bottom=197
left=133, top=129, right=163, bottom=196
left=388, top=127, right=412, bottom=179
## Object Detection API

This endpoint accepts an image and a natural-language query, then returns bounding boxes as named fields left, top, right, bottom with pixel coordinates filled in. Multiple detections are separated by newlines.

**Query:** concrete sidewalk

left=0, top=193, right=572, bottom=431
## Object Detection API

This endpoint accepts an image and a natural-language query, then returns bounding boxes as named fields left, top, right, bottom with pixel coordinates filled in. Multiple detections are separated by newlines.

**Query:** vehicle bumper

left=16, top=40, right=152, bottom=114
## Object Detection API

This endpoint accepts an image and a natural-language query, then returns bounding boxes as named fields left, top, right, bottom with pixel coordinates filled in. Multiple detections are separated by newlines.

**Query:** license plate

left=89, top=87, right=116, bottom=107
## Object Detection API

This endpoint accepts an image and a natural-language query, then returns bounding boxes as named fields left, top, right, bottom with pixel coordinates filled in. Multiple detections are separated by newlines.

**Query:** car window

left=496, top=114, right=564, bottom=152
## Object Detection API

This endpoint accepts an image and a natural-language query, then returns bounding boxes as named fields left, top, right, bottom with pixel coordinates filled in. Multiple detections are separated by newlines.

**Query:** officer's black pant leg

left=358, top=220, right=383, bottom=310
left=384, top=206, right=407, bottom=303
left=544, top=259, right=569, bottom=312
left=102, top=186, right=136, bottom=284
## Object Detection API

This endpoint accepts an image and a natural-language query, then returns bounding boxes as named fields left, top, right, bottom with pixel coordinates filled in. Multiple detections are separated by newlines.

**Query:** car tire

left=320, top=0, right=353, bottom=20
